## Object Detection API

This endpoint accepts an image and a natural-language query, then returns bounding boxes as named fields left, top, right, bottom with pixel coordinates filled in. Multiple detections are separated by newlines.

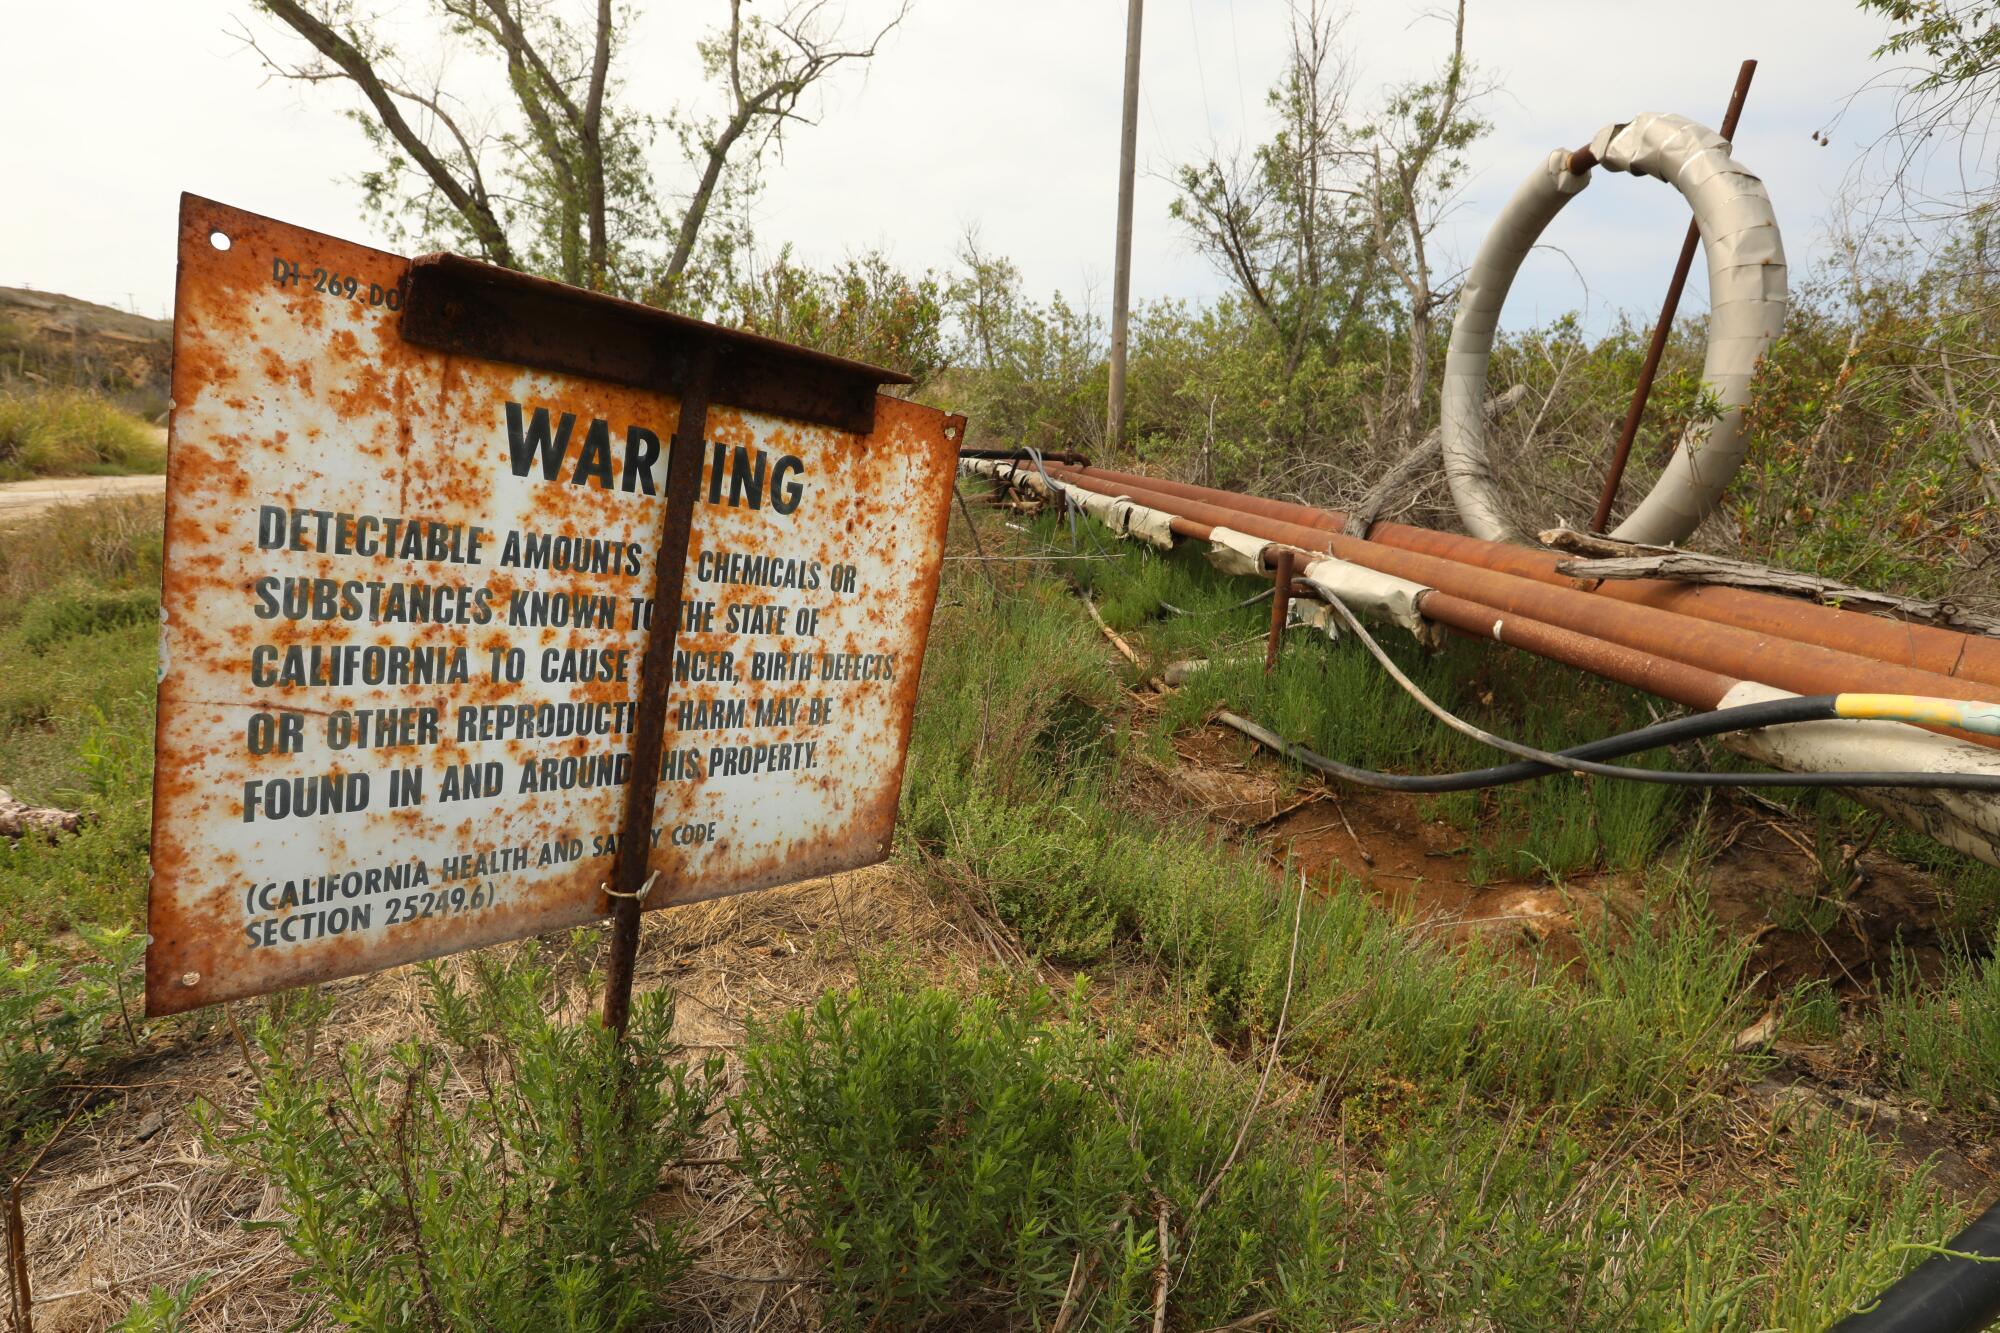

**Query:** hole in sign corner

left=180, top=971, right=201, bottom=988
left=209, top=231, right=232, bottom=252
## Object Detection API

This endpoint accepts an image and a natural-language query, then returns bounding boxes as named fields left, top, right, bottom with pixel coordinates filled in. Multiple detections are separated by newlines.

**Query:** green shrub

left=0, top=492, right=162, bottom=610
left=0, top=501, right=163, bottom=947
left=729, top=247, right=947, bottom=381
left=0, top=387, right=163, bottom=478
left=111, top=1276, right=206, bottom=1332
left=210, top=947, right=721, bottom=1332
left=735, top=982, right=1338, bottom=1331
left=16, top=586, right=157, bottom=651
left=1, top=921, right=145, bottom=1139
left=0, top=689, right=156, bottom=945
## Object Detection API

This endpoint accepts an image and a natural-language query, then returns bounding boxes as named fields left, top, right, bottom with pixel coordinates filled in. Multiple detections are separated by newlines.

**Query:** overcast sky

left=1, top=1, right=1917, bottom=331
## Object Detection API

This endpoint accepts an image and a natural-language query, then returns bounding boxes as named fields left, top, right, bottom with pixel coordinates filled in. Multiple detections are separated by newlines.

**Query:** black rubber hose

left=1309, top=589, right=2000, bottom=791
left=1215, top=698, right=2000, bottom=793
left=1831, top=1199, right=2000, bottom=1332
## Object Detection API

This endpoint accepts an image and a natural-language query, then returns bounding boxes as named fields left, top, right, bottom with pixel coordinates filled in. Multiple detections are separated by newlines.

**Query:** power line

left=1188, top=0, right=1214, bottom=133
left=1227, top=0, right=1249, bottom=130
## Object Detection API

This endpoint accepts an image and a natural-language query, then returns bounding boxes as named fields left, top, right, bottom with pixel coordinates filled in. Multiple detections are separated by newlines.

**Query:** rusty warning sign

left=146, top=196, right=961, bottom=1015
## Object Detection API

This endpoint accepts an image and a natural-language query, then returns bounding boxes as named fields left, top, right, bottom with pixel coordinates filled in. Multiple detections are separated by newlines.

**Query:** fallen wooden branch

left=0, top=787, right=82, bottom=839
left=1081, top=596, right=1144, bottom=669
left=1343, top=385, right=1528, bottom=538
left=1537, top=527, right=1680, bottom=561
left=1539, top=527, right=2000, bottom=636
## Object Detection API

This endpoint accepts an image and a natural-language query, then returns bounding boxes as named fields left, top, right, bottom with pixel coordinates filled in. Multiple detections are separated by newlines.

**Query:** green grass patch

left=208, top=942, right=722, bottom=1330
left=738, top=981, right=1339, bottom=1330
left=0, top=387, right=164, bottom=479
left=15, top=586, right=157, bottom=651
left=894, top=516, right=1972, bottom=1325
left=1876, top=943, right=2000, bottom=1111
left=1050, top=522, right=1685, bottom=883
left=0, top=496, right=161, bottom=948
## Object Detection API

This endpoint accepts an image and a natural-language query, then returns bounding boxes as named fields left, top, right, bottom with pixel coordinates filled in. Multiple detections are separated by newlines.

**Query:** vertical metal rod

left=602, top=346, right=713, bottom=1037
left=1265, top=548, right=1295, bottom=674
left=1589, top=58, right=1757, bottom=535
left=1105, top=0, right=1143, bottom=456
left=7, top=1179, right=30, bottom=1333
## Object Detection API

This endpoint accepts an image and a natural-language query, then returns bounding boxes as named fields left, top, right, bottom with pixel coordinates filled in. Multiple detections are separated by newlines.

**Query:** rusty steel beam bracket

left=599, top=344, right=713, bottom=1037
left=397, top=252, right=908, bottom=437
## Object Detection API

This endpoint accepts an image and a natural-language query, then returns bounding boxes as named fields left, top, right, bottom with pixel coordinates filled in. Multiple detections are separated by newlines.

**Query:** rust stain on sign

left=146, top=196, right=962, bottom=1015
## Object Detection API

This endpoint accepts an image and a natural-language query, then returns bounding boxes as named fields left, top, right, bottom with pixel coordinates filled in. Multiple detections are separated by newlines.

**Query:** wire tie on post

left=603, top=870, right=660, bottom=903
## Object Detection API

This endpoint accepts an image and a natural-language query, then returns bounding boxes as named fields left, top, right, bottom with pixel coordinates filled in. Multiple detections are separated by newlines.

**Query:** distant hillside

left=0, top=287, right=170, bottom=417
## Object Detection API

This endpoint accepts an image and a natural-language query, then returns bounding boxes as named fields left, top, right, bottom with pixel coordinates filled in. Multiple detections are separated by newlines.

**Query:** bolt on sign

left=147, top=196, right=963, bottom=1017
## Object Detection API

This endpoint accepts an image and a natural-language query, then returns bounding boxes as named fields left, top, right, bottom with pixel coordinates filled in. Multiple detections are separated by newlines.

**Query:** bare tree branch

left=247, top=0, right=905, bottom=305
left=662, top=0, right=910, bottom=287
left=251, top=0, right=518, bottom=267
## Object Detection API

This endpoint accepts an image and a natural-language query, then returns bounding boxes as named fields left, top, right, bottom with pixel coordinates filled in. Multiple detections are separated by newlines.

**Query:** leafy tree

left=1169, top=0, right=1486, bottom=450
left=1354, top=0, right=1486, bottom=437
left=1863, top=0, right=2000, bottom=94
left=1170, top=1, right=1375, bottom=389
left=1848, top=0, right=1999, bottom=223
left=729, top=245, right=947, bottom=380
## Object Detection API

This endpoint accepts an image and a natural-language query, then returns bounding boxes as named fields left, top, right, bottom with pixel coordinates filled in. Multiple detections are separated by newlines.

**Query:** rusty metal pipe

left=1266, top=548, right=1296, bottom=673
left=1018, top=462, right=1743, bottom=708
left=984, top=458, right=2000, bottom=871
left=1053, top=462, right=2000, bottom=691
left=1414, top=589, right=1741, bottom=710
left=1282, top=570, right=1744, bottom=707
left=1019, top=461, right=2000, bottom=776
left=1000, top=457, right=1993, bottom=725
left=1042, top=468, right=2000, bottom=747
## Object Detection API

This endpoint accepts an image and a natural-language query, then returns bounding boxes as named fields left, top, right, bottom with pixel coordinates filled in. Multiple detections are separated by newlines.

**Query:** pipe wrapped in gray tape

left=1719, top=681, right=2000, bottom=870
left=958, top=457, right=1179, bottom=550
left=1205, top=526, right=1273, bottom=577
left=1441, top=113, right=1787, bottom=545
left=1442, top=150, right=1592, bottom=543
left=1299, top=556, right=1440, bottom=646
left=1066, top=486, right=1178, bottom=550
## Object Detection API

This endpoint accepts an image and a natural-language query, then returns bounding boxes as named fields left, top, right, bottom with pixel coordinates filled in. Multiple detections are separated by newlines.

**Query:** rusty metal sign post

left=146, top=197, right=964, bottom=1020
left=1264, top=548, right=1296, bottom=675
left=599, top=344, right=710, bottom=1035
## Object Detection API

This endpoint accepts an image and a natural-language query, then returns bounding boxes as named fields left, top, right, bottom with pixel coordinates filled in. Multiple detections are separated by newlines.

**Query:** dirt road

left=0, top=472, right=164, bottom=526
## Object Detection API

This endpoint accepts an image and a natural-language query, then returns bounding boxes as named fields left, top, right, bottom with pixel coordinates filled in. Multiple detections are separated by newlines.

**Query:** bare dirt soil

left=0, top=469, right=164, bottom=527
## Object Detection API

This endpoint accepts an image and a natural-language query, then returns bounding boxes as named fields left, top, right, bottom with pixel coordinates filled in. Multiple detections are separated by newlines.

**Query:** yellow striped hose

left=1835, top=693, right=2000, bottom=736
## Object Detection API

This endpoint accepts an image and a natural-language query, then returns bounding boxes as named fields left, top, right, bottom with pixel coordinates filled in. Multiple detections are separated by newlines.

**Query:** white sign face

left=147, top=197, right=961, bottom=1014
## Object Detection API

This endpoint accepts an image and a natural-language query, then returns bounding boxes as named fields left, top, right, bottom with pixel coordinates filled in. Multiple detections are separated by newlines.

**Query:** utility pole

left=1105, top=0, right=1143, bottom=455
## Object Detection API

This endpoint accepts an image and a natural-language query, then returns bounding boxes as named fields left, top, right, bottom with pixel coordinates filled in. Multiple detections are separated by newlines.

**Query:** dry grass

left=0, top=493, right=161, bottom=611
left=17, top=866, right=986, bottom=1332
left=0, top=390, right=164, bottom=482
